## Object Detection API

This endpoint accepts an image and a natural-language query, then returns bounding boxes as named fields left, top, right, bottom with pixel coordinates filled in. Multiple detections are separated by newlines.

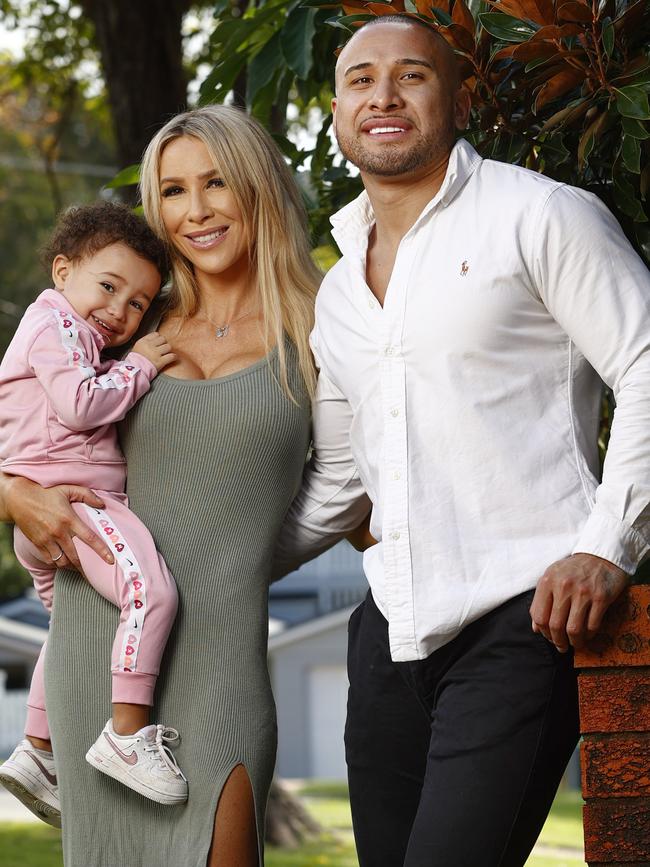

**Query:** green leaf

left=199, top=52, right=246, bottom=105
left=247, top=30, right=283, bottom=103
left=325, top=13, right=372, bottom=30
left=602, top=18, right=614, bottom=57
left=614, top=86, right=650, bottom=120
left=431, top=7, right=453, bottom=25
left=613, top=173, right=647, bottom=221
left=621, top=116, right=650, bottom=139
left=105, top=163, right=140, bottom=189
left=622, top=134, right=642, bottom=173
left=282, top=7, right=317, bottom=79
left=478, top=12, right=538, bottom=42
left=525, top=56, right=554, bottom=72
left=635, top=222, right=650, bottom=265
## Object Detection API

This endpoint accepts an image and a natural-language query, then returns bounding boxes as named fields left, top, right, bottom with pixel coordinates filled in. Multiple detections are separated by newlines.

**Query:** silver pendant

left=215, top=325, right=229, bottom=339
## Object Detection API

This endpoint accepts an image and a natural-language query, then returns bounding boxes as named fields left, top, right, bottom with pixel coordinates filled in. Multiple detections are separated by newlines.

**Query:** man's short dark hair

left=42, top=201, right=169, bottom=287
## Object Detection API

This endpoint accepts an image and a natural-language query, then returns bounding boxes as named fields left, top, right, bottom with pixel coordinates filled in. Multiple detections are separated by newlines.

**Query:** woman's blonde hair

left=140, top=104, right=320, bottom=399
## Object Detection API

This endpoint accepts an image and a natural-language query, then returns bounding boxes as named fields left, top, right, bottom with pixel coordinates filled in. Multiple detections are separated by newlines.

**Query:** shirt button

left=390, top=531, right=400, bottom=541
left=367, top=299, right=375, bottom=309
left=392, top=471, right=401, bottom=480
left=390, top=409, right=399, bottom=417
left=385, top=346, right=394, bottom=356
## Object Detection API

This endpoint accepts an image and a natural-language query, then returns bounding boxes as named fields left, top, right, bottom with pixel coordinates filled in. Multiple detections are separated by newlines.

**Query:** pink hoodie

left=0, top=288, right=157, bottom=491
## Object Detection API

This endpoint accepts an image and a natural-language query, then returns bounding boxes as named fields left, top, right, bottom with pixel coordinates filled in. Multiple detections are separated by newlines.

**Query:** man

left=274, top=14, right=650, bottom=867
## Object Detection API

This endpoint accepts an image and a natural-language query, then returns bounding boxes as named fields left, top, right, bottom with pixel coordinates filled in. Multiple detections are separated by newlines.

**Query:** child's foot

left=0, top=739, right=61, bottom=827
left=85, top=720, right=188, bottom=805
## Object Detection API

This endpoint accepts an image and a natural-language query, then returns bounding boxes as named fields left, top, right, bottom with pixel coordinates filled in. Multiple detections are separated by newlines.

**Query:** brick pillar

left=573, top=585, right=650, bottom=866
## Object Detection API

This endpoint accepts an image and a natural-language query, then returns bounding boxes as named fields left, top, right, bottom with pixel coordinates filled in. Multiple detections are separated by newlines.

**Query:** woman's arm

left=0, top=473, right=113, bottom=569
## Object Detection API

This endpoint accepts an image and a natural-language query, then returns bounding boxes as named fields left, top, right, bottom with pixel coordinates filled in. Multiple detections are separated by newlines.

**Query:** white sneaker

left=0, top=739, right=61, bottom=827
left=85, top=720, right=188, bottom=805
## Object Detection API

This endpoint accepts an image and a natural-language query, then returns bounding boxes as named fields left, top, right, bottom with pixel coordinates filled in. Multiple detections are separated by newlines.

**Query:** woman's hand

left=346, top=512, right=377, bottom=552
left=3, top=475, right=114, bottom=570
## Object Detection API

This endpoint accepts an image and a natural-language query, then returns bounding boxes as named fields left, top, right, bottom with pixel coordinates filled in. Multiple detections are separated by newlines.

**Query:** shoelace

left=143, top=725, right=187, bottom=781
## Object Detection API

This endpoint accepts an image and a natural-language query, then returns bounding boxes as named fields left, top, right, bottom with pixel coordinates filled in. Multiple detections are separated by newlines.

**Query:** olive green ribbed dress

left=44, top=346, right=310, bottom=867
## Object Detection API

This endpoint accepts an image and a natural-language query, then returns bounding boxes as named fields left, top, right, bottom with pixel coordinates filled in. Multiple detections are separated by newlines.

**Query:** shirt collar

left=330, top=137, right=482, bottom=258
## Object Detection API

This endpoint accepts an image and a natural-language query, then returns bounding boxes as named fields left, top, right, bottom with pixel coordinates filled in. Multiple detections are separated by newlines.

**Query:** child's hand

left=132, top=332, right=176, bottom=372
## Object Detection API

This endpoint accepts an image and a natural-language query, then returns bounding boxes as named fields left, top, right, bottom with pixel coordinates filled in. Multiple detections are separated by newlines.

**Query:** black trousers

left=344, top=589, right=580, bottom=867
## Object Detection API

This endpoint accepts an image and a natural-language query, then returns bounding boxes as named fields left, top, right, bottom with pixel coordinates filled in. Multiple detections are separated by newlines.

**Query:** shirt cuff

left=124, top=351, right=158, bottom=382
left=572, top=509, right=650, bottom=574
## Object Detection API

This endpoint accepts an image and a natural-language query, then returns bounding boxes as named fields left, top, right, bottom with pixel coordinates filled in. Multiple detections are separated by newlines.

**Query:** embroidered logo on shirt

left=460, top=260, right=469, bottom=277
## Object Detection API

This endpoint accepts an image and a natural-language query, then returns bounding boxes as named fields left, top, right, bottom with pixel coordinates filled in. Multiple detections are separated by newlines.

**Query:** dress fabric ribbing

left=44, top=347, right=310, bottom=866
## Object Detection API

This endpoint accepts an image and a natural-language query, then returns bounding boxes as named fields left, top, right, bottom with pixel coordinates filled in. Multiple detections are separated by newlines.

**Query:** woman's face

left=158, top=135, right=249, bottom=286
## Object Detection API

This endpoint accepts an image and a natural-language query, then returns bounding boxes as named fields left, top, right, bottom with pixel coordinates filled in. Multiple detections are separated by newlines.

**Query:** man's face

left=332, top=23, right=469, bottom=177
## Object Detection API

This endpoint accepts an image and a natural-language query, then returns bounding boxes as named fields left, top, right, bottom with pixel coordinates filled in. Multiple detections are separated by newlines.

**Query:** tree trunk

left=265, top=779, right=321, bottom=848
left=79, top=0, right=191, bottom=170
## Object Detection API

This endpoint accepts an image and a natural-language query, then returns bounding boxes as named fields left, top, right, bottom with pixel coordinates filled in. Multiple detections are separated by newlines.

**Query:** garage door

left=308, top=665, right=348, bottom=779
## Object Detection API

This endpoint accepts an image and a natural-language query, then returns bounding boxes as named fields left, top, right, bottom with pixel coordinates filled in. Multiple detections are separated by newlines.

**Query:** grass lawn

left=0, top=785, right=586, bottom=866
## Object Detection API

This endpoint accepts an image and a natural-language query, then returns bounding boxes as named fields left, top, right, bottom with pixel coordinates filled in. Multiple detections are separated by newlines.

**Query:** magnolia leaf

left=621, top=116, right=650, bottom=140
left=484, top=0, right=554, bottom=26
left=478, top=12, right=538, bottom=42
left=247, top=31, right=283, bottom=103
left=534, top=67, right=584, bottom=113
left=441, top=22, right=476, bottom=51
left=615, top=86, right=650, bottom=120
left=529, top=22, right=583, bottom=40
left=635, top=223, right=650, bottom=265
left=557, top=1, right=593, bottom=23
left=281, top=7, right=317, bottom=79
left=577, top=109, right=608, bottom=169
left=622, top=134, right=642, bottom=173
left=642, top=163, right=650, bottom=200
left=613, top=184, right=647, bottom=221
left=105, top=163, right=140, bottom=189
left=525, top=55, right=557, bottom=72
left=512, top=41, right=557, bottom=61
left=613, top=0, right=648, bottom=37
left=452, top=0, right=475, bottom=32
left=325, top=13, right=372, bottom=29
left=431, top=6, right=454, bottom=24
left=613, top=171, right=647, bottom=221
left=602, top=18, right=614, bottom=57
left=540, top=97, right=590, bottom=130
left=427, top=0, right=452, bottom=13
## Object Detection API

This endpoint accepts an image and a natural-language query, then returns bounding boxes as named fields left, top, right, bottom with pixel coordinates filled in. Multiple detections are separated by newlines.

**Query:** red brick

left=575, top=587, right=650, bottom=669
left=582, top=735, right=650, bottom=798
left=584, top=799, right=650, bottom=861
left=579, top=671, right=650, bottom=733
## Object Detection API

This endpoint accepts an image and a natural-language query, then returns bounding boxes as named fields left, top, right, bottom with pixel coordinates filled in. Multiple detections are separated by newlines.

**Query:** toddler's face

left=52, top=242, right=160, bottom=346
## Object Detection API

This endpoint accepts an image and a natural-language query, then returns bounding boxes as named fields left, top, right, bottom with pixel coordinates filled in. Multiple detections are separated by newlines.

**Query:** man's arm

left=273, top=368, right=372, bottom=580
left=529, top=185, right=650, bottom=650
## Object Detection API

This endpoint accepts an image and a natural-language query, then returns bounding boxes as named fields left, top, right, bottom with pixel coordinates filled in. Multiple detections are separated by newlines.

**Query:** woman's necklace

left=200, top=306, right=257, bottom=339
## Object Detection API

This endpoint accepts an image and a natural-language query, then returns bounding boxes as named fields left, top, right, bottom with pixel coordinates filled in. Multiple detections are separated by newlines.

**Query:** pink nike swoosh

left=103, top=733, right=138, bottom=765
left=26, top=752, right=57, bottom=786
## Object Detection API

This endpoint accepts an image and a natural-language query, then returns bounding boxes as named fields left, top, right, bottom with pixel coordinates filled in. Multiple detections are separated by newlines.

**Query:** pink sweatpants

left=14, top=491, right=178, bottom=741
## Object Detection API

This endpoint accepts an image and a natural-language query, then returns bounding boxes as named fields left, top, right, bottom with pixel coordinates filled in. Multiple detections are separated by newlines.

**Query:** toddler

left=0, top=202, right=188, bottom=826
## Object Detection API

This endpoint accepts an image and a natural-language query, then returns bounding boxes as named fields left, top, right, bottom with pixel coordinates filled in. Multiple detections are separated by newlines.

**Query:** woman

left=0, top=104, right=321, bottom=866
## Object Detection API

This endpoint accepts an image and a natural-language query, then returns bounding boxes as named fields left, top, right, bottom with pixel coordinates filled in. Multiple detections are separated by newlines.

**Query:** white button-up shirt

left=275, top=138, right=650, bottom=662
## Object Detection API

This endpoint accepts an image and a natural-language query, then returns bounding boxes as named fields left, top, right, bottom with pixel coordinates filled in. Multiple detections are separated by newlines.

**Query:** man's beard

left=335, top=121, right=455, bottom=177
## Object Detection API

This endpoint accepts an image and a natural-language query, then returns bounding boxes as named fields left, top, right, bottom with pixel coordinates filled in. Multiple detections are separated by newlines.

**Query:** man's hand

left=346, top=512, right=377, bottom=552
left=4, top=476, right=113, bottom=569
left=132, top=332, right=176, bottom=372
left=529, top=553, right=630, bottom=652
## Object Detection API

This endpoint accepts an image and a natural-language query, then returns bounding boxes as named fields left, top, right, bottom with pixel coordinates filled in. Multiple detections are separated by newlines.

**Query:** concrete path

left=0, top=786, right=39, bottom=823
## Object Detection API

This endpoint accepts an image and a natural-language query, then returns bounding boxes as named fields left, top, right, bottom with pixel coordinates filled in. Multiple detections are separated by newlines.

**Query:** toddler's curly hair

left=42, top=201, right=169, bottom=288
